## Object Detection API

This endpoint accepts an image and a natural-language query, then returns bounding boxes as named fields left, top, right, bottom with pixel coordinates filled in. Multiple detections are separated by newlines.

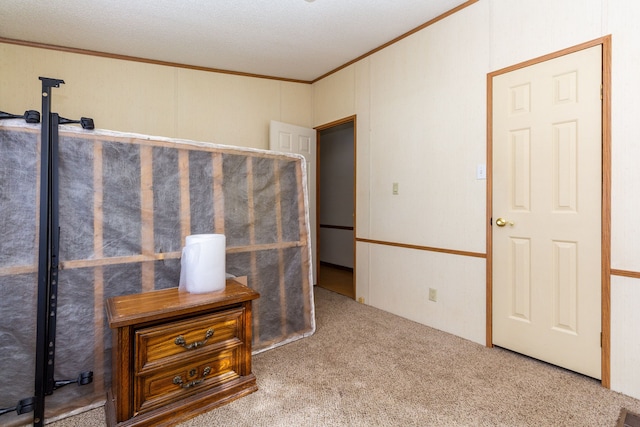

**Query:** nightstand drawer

left=135, top=347, right=241, bottom=415
left=136, top=307, right=243, bottom=372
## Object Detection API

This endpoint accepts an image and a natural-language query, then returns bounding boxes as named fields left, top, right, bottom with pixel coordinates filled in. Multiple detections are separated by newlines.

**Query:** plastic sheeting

left=0, top=121, right=314, bottom=426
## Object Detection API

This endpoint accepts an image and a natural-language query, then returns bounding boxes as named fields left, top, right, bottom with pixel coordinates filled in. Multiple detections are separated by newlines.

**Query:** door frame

left=315, top=115, right=357, bottom=298
left=485, top=36, right=612, bottom=387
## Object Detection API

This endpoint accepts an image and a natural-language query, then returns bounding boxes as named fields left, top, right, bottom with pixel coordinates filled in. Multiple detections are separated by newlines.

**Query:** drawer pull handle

left=173, top=366, right=211, bottom=389
left=174, top=328, right=214, bottom=349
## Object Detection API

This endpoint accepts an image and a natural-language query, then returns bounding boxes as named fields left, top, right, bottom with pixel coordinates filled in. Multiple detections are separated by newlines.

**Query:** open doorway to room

left=316, top=117, right=355, bottom=299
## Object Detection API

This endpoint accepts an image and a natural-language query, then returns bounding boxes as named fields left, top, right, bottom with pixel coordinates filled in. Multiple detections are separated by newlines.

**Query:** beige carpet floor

left=50, top=287, right=640, bottom=427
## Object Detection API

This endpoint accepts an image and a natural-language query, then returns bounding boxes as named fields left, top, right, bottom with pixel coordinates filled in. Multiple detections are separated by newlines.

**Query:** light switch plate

left=476, top=164, right=486, bottom=180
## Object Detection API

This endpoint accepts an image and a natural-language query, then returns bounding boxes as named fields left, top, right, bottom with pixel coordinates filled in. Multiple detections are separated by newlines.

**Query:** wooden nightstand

left=104, top=277, right=259, bottom=426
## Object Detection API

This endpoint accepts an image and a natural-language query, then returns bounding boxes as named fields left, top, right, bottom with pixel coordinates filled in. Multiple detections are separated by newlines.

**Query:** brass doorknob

left=495, top=218, right=513, bottom=227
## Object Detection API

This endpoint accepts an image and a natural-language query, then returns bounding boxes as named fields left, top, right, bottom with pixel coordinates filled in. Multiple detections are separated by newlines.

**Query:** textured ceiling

left=0, top=0, right=471, bottom=82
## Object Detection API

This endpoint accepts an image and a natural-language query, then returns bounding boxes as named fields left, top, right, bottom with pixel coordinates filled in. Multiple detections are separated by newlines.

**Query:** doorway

left=486, top=37, right=612, bottom=385
left=316, top=117, right=356, bottom=299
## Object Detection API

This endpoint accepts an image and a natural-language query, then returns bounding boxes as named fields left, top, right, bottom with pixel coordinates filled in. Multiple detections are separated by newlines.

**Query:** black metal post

left=34, top=77, right=64, bottom=427
left=0, top=77, right=94, bottom=425
left=45, top=113, right=61, bottom=396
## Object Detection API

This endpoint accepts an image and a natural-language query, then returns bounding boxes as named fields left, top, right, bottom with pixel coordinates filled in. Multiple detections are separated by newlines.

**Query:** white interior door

left=492, top=46, right=602, bottom=379
left=269, top=120, right=317, bottom=284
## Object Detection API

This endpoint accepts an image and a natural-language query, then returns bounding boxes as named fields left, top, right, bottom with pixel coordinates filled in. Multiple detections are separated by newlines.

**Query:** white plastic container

left=179, top=234, right=226, bottom=293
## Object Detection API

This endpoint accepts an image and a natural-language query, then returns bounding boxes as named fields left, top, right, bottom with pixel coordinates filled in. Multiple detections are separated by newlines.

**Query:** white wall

left=0, top=43, right=313, bottom=149
left=606, top=0, right=640, bottom=398
left=314, top=1, right=490, bottom=346
left=314, top=0, right=640, bottom=399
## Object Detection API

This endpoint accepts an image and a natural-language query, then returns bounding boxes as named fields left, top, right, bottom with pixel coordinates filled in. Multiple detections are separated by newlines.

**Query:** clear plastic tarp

left=0, top=120, right=314, bottom=425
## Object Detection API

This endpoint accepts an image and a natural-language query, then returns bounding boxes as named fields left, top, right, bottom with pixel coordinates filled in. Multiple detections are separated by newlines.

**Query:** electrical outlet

left=428, top=288, right=437, bottom=302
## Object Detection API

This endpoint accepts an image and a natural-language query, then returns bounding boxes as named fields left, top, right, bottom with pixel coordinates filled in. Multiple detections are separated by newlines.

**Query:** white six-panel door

left=269, top=120, right=317, bottom=284
left=492, top=46, right=602, bottom=379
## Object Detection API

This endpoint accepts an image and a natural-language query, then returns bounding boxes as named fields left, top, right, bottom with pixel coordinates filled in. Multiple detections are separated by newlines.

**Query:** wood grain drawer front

left=135, top=347, right=241, bottom=415
left=136, top=307, right=244, bottom=372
